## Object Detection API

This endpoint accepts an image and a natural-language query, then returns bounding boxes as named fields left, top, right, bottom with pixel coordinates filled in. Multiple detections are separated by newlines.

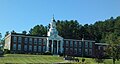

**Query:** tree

left=105, top=33, right=120, bottom=64
left=22, top=31, right=27, bottom=34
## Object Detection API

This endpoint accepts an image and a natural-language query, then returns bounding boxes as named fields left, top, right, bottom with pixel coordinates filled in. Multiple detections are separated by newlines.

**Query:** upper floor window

left=18, top=37, right=22, bottom=43
left=89, top=42, right=92, bottom=48
left=70, top=41, right=73, bottom=47
left=79, top=41, right=81, bottom=48
left=38, top=39, right=42, bottom=45
left=24, top=38, right=28, bottom=44
left=74, top=41, right=77, bottom=47
left=74, top=48, right=77, bottom=54
left=34, top=38, right=37, bottom=44
left=85, top=42, right=88, bottom=48
left=13, top=36, right=17, bottom=42
left=79, top=49, right=81, bottom=54
left=66, top=41, right=69, bottom=46
left=29, top=38, right=32, bottom=44
left=43, top=39, right=46, bottom=45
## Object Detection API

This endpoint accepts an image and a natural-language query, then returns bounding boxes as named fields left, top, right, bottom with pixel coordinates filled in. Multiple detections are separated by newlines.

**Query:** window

left=66, top=48, right=68, bottom=51
left=29, top=38, right=32, bottom=44
left=70, top=41, right=73, bottom=47
left=34, top=39, right=37, bottom=44
left=24, top=45, right=27, bottom=51
left=79, top=41, right=81, bottom=48
left=43, top=46, right=46, bottom=52
left=34, top=46, right=37, bottom=52
left=89, top=49, right=92, bottom=55
left=79, top=49, right=81, bottom=54
left=74, top=48, right=77, bottom=54
left=89, top=42, right=92, bottom=48
left=85, top=42, right=88, bottom=48
left=18, top=37, right=22, bottom=43
left=85, top=49, right=88, bottom=55
left=74, top=41, right=77, bottom=47
left=38, top=39, right=42, bottom=45
left=13, top=36, right=17, bottom=42
left=24, top=38, right=28, bottom=44
left=18, top=44, right=21, bottom=50
left=43, top=39, right=46, bottom=45
left=13, top=44, right=16, bottom=50
left=38, top=46, right=41, bottom=52
left=66, top=41, right=69, bottom=46
left=29, top=45, right=32, bottom=51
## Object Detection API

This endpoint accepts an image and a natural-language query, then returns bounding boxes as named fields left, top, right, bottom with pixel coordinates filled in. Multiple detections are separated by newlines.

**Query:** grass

left=0, top=54, right=120, bottom=64
left=0, top=54, right=64, bottom=64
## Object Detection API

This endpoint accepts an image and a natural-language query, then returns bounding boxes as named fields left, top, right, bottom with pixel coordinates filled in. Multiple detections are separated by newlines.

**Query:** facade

left=4, top=17, right=96, bottom=57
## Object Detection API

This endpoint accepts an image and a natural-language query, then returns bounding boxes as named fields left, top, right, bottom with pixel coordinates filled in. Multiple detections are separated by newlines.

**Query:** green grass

left=0, top=54, right=64, bottom=64
left=0, top=54, right=120, bottom=64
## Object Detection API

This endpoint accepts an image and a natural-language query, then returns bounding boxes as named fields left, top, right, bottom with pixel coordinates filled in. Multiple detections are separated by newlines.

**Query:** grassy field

left=0, top=54, right=64, bottom=64
left=0, top=54, right=120, bottom=64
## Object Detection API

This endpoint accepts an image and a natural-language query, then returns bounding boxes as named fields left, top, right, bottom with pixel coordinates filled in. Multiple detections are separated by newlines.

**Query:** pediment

left=48, top=34, right=63, bottom=40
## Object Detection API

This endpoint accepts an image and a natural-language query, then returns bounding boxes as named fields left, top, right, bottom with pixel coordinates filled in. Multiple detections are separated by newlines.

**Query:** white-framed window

left=34, top=46, right=37, bottom=52
left=24, top=45, right=27, bottom=51
left=13, top=44, right=16, bottom=50
left=18, top=44, right=21, bottom=50
left=85, top=42, right=88, bottom=48
left=79, top=49, right=81, bottom=54
left=18, top=37, right=22, bottom=43
left=34, top=38, right=37, bottom=44
left=89, top=49, right=92, bottom=55
left=43, top=46, right=46, bottom=52
left=38, top=46, right=41, bottom=52
left=89, top=42, right=92, bottom=48
left=74, top=41, right=77, bottom=47
left=66, top=41, right=69, bottom=46
left=70, top=41, right=73, bottom=47
left=85, top=49, right=88, bottom=55
left=43, top=39, right=46, bottom=45
left=29, top=38, right=32, bottom=44
left=29, top=45, right=32, bottom=51
left=24, top=38, right=28, bottom=44
left=13, top=36, right=17, bottom=42
left=79, top=41, right=81, bottom=48
left=74, top=48, right=77, bottom=54
left=38, top=39, right=42, bottom=45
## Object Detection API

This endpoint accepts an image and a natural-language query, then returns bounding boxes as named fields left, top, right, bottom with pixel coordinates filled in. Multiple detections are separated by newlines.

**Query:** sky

left=0, top=0, right=120, bottom=38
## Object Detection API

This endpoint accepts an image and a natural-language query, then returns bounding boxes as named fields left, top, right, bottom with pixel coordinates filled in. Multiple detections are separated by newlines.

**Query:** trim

left=64, top=39, right=95, bottom=42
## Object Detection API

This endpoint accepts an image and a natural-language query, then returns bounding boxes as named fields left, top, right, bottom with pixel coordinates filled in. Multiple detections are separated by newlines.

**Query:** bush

left=82, top=58, right=85, bottom=62
left=43, top=51, right=52, bottom=55
left=4, top=49, right=10, bottom=54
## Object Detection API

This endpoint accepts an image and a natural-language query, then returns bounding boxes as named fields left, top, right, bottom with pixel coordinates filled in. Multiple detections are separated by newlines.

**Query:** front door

left=53, top=40, right=57, bottom=54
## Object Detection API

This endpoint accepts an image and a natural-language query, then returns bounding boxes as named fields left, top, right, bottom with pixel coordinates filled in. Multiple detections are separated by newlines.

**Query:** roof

left=95, top=43, right=109, bottom=45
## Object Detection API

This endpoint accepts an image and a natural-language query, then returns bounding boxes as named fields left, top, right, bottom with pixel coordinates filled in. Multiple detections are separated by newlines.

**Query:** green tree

left=105, top=33, right=120, bottom=64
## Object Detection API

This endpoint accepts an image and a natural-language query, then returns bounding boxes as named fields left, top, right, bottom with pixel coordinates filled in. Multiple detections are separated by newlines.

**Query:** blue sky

left=0, top=0, right=120, bottom=37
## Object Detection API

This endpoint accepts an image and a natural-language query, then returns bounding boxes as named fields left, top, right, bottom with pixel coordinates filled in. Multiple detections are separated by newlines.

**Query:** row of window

left=13, top=36, right=46, bottom=45
left=65, top=48, right=92, bottom=55
left=13, top=44, right=46, bottom=52
left=65, top=41, right=92, bottom=48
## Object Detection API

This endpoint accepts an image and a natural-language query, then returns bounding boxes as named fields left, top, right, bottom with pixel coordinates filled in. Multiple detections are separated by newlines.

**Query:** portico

left=46, top=17, right=63, bottom=54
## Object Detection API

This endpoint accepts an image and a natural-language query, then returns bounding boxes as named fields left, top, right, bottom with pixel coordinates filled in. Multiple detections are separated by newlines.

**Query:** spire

left=52, top=14, right=55, bottom=22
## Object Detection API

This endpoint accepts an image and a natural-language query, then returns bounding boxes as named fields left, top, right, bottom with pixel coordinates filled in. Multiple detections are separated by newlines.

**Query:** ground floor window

left=43, top=46, right=46, bottom=52
left=13, top=44, right=16, bottom=50
left=29, top=45, right=32, bottom=51
left=34, top=46, right=37, bottom=52
left=24, top=45, right=27, bottom=51
left=18, top=44, right=21, bottom=50
left=38, top=46, right=41, bottom=52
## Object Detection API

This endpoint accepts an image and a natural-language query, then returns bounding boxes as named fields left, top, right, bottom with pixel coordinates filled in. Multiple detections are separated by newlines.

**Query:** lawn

left=0, top=54, right=64, bottom=64
left=0, top=54, right=120, bottom=64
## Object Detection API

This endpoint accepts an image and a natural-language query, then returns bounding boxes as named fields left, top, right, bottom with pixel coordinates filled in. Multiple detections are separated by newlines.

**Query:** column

left=60, top=40, right=63, bottom=53
left=47, top=39, right=49, bottom=52
left=57, top=40, right=59, bottom=54
left=51, top=40, right=53, bottom=54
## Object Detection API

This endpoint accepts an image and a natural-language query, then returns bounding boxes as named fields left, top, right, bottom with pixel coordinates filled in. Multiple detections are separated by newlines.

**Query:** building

left=4, top=17, right=96, bottom=57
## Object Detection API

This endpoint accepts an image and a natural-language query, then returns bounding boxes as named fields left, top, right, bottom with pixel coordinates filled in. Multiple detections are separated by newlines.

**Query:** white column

left=47, top=39, right=49, bottom=52
left=51, top=40, right=53, bottom=54
left=57, top=40, right=59, bottom=54
left=60, top=40, right=63, bottom=53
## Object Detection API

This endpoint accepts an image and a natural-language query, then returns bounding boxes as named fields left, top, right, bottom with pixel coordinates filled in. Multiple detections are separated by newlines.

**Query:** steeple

left=47, top=16, right=58, bottom=36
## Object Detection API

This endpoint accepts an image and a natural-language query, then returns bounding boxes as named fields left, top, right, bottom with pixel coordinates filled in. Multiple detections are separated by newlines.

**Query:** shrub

left=82, top=58, right=85, bottom=62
